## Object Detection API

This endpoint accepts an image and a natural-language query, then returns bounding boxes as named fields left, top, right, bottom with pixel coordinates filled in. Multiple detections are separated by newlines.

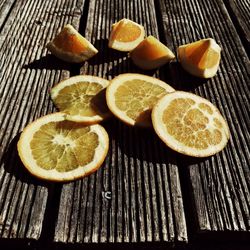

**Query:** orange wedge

left=152, top=91, right=230, bottom=157
left=178, top=38, right=221, bottom=78
left=130, top=36, right=175, bottom=70
left=47, top=24, right=98, bottom=63
left=17, top=113, right=109, bottom=182
left=108, top=18, right=145, bottom=52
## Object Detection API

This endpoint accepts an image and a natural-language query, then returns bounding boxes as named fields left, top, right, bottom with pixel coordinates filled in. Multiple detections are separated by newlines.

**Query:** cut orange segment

left=51, top=75, right=111, bottom=124
left=47, top=24, right=98, bottom=63
left=130, top=36, right=175, bottom=70
left=106, top=73, right=175, bottom=127
left=108, top=18, right=145, bottom=51
left=17, top=113, right=109, bottom=182
left=178, top=38, right=221, bottom=78
left=152, top=91, right=230, bottom=157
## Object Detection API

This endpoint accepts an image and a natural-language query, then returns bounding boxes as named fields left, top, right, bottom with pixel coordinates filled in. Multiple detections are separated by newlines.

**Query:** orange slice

left=152, top=91, right=230, bottom=157
left=108, top=18, right=145, bottom=51
left=130, top=36, right=175, bottom=70
left=106, top=73, right=175, bottom=127
left=47, top=24, right=98, bottom=63
left=178, top=38, right=221, bottom=78
left=51, top=75, right=111, bottom=124
left=17, top=113, right=109, bottom=182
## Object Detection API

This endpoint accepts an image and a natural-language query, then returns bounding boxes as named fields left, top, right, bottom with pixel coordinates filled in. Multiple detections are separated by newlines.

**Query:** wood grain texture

left=0, top=0, right=16, bottom=29
left=158, top=0, right=250, bottom=238
left=224, top=0, right=250, bottom=46
left=0, top=0, right=85, bottom=240
left=1, top=0, right=249, bottom=246
left=54, top=0, right=187, bottom=244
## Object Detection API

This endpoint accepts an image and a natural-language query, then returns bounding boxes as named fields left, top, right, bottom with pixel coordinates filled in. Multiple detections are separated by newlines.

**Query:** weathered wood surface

left=0, top=0, right=85, bottom=240
left=54, top=0, right=187, bottom=244
left=159, top=0, right=250, bottom=238
left=225, top=0, right=250, bottom=48
left=0, top=0, right=16, bottom=28
left=0, top=0, right=249, bottom=247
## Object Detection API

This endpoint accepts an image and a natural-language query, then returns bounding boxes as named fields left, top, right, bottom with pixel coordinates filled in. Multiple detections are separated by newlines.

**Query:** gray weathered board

left=159, top=0, right=250, bottom=236
left=0, top=0, right=86, bottom=240
left=226, top=0, right=250, bottom=47
left=54, top=0, right=187, bottom=244
left=0, top=0, right=249, bottom=247
left=0, top=0, right=16, bottom=29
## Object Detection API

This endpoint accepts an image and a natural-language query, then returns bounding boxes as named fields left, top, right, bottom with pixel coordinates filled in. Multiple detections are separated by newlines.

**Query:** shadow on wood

left=102, top=117, right=180, bottom=166
left=105, top=56, right=159, bottom=78
left=22, top=54, right=72, bottom=71
left=87, top=38, right=127, bottom=66
left=2, top=133, right=48, bottom=187
left=166, top=61, right=209, bottom=91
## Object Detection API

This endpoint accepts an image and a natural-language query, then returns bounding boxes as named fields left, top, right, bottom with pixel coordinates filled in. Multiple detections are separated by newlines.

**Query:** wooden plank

left=54, top=0, right=187, bottom=244
left=0, top=0, right=16, bottom=29
left=0, top=0, right=86, bottom=240
left=224, top=0, right=250, bottom=48
left=158, top=0, right=250, bottom=239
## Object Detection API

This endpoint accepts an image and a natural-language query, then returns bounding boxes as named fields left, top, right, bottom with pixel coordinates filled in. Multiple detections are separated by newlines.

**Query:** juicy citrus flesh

left=30, top=121, right=98, bottom=172
left=53, top=82, right=108, bottom=117
left=111, top=21, right=142, bottom=42
left=51, top=76, right=110, bottom=123
left=106, top=74, right=175, bottom=127
left=152, top=91, right=230, bottom=157
left=17, top=113, right=109, bottom=182
left=115, top=79, right=167, bottom=120
left=108, top=19, right=145, bottom=51
left=185, top=39, right=220, bottom=69
left=163, top=99, right=221, bottom=149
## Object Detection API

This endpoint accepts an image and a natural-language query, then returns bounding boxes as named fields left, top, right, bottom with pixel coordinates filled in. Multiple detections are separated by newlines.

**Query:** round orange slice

left=17, top=113, right=109, bottom=182
left=106, top=73, right=175, bottom=127
left=47, top=24, right=98, bottom=63
left=51, top=75, right=111, bottom=124
left=177, top=38, right=221, bottom=78
left=108, top=18, right=145, bottom=52
left=130, top=36, right=175, bottom=70
left=152, top=91, right=230, bottom=157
